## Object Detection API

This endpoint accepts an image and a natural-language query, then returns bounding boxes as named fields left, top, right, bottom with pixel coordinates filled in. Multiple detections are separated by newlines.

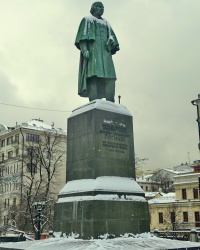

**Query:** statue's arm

left=79, top=41, right=90, bottom=60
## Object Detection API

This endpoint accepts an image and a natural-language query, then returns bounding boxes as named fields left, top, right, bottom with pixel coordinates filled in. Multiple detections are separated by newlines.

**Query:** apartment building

left=0, top=119, right=67, bottom=230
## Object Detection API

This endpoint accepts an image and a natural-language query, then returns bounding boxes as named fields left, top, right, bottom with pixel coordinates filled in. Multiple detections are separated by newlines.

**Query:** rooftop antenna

left=187, top=152, right=191, bottom=165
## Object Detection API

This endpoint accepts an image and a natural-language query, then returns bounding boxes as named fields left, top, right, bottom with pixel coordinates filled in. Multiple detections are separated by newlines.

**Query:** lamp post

left=33, top=201, right=46, bottom=240
left=191, top=94, right=200, bottom=151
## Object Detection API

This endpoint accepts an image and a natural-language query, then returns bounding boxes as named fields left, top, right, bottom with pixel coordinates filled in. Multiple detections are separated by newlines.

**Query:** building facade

left=0, top=119, right=66, bottom=232
left=136, top=175, right=160, bottom=193
left=149, top=173, right=200, bottom=231
left=150, top=168, right=194, bottom=193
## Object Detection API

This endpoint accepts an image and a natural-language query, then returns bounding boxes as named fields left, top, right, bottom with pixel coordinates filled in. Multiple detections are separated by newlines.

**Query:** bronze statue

left=75, top=2, right=120, bottom=102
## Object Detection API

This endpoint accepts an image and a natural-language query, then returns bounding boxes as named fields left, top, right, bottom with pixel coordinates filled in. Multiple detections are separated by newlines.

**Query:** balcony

left=11, top=140, right=19, bottom=147
left=0, top=156, right=20, bottom=165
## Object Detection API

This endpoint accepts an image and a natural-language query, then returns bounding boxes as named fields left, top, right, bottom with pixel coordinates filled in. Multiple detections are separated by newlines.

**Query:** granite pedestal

left=53, top=100, right=150, bottom=239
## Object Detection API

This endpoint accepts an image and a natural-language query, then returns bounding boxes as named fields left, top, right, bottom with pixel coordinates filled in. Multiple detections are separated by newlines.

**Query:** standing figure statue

left=75, top=2, right=120, bottom=103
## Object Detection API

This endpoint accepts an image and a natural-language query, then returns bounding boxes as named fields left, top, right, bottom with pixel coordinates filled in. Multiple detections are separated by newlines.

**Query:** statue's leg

left=105, top=79, right=115, bottom=103
left=88, top=76, right=98, bottom=101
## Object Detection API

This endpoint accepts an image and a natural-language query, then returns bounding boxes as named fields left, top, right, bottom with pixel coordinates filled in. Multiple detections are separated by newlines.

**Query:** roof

left=0, top=119, right=67, bottom=136
left=19, top=119, right=67, bottom=135
left=148, top=192, right=176, bottom=204
left=136, top=174, right=156, bottom=183
left=145, top=192, right=160, bottom=198
left=153, top=168, right=194, bottom=177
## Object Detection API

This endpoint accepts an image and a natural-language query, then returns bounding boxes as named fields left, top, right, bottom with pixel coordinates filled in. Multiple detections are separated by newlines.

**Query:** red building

left=190, top=160, right=200, bottom=173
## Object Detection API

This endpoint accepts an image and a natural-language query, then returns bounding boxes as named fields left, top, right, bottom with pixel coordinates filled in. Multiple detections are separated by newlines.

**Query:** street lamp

left=191, top=94, right=200, bottom=151
left=33, top=201, right=46, bottom=240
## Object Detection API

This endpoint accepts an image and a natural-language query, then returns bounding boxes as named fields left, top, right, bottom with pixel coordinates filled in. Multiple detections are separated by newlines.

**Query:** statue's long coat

left=75, top=16, right=120, bottom=97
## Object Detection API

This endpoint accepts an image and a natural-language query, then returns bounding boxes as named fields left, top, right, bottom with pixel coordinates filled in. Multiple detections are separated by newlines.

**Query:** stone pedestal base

left=54, top=197, right=150, bottom=239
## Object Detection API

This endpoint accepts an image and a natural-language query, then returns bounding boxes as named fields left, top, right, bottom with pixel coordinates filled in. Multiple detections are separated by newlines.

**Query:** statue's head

left=90, top=2, right=104, bottom=17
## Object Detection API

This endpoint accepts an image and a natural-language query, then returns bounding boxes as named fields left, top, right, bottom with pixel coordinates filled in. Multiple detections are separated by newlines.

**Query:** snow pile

left=59, top=176, right=144, bottom=195
left=2, top=234, right=200, bottom=250
left=53, top=231, right=80, bottom=239
left=70, top=99, right=132, bottom=117
left=57, top=194, right=146, bottom=203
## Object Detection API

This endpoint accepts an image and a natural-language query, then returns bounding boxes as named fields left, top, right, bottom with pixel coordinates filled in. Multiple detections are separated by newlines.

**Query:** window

left=182, top=188, right=187, bottom=199
left=4, top=199, right=6, bottom=208
left=4, top=216, right=6, bottom=226
left=26, top=133, right=39, bottom=143
left=146, top=186, right=148, bottom=191
left=158, top=212, right=163, bottom=223
left=27, top=163, right=37, bottom=174
left=11, top=213, right=15, bottom=221
left=16, top=148, right=19, bottom=157
left=170, top=212, right=175, bottom=223
left=15, top=134, right=19, bottom=144
left=141, top=186, right=143, bottom=189
left=46, top=150, right=50, bottom=159
left=183, top=212, right=188, bottom=222
left=195, top=212, right=200, bottom=227
left=13, top=198, right=16, bottom=208
left=8, top=151, right=13, bottom=159
left=7, top=136, right=13, bottom=145
left=1, top=139, right=5, bottom=147
left=193, top=188, right=199, bottom=199
left=1, top=153, right=4, bottom=162
left=27, top=147, right=37, bottom=158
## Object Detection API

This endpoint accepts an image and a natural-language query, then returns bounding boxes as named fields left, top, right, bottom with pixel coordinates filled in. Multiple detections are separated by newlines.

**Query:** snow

left=59, top=176, right=144, bottom=195
left=70, top=100, right=132, bottom=117
left=136, top=174, right=155, bottom=183
left=57, top=194, right=146, bottom=203
left=163, top=168, right=194, bottom=175
left=174, top=180, right=198, bottom=185
left=145, top=192, right=160, bottom=198
left=83, top=15, right=112, bottom=37
left=85, top=15, right=110, bottom=26
left=174, top=172, right=200, bottom=178
left=2, top=233, right=200, bottom=250
left=148, top=193, right=176, bottom=204
left=20, top=119, right=67, bottom=134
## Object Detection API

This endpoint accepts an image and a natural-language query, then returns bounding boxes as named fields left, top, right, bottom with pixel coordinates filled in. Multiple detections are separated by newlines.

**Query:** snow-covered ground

left=2, top=233, right=200, bottom=250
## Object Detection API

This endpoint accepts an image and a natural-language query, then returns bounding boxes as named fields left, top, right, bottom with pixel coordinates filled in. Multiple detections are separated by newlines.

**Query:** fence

left=154, top=229, right=200, bottom=242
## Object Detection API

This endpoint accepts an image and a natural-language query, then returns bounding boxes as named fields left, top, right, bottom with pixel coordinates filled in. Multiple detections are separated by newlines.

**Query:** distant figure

left=75, top=2, right=120, bottom=102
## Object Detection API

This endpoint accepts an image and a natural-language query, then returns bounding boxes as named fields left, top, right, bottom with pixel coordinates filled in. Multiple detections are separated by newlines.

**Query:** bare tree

left=151, top=170, right=174, bottom=193
left=135, top=154, right=148, bottom=178
left=163, top=203, right=181, bottom=231
left=15, top=129, right=66, bottom=235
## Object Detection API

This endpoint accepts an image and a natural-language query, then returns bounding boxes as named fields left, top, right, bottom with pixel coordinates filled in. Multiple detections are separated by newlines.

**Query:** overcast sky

left=0, top=0, right=200, bottom=170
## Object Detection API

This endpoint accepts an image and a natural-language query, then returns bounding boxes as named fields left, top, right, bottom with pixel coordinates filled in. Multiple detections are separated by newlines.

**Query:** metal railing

left=153, top=228, right=200, bottom=242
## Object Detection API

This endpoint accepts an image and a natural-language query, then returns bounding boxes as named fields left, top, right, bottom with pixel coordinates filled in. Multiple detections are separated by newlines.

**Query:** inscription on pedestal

left=100, top=119, right=129, bottom=154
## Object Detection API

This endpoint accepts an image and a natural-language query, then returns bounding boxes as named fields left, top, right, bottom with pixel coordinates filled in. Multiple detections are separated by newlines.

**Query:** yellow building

left=149, top=173, right=200, bottom=231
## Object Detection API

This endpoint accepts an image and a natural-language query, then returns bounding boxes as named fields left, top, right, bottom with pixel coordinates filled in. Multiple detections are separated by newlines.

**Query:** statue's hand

left=83, top=50, right=90, bottom=60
